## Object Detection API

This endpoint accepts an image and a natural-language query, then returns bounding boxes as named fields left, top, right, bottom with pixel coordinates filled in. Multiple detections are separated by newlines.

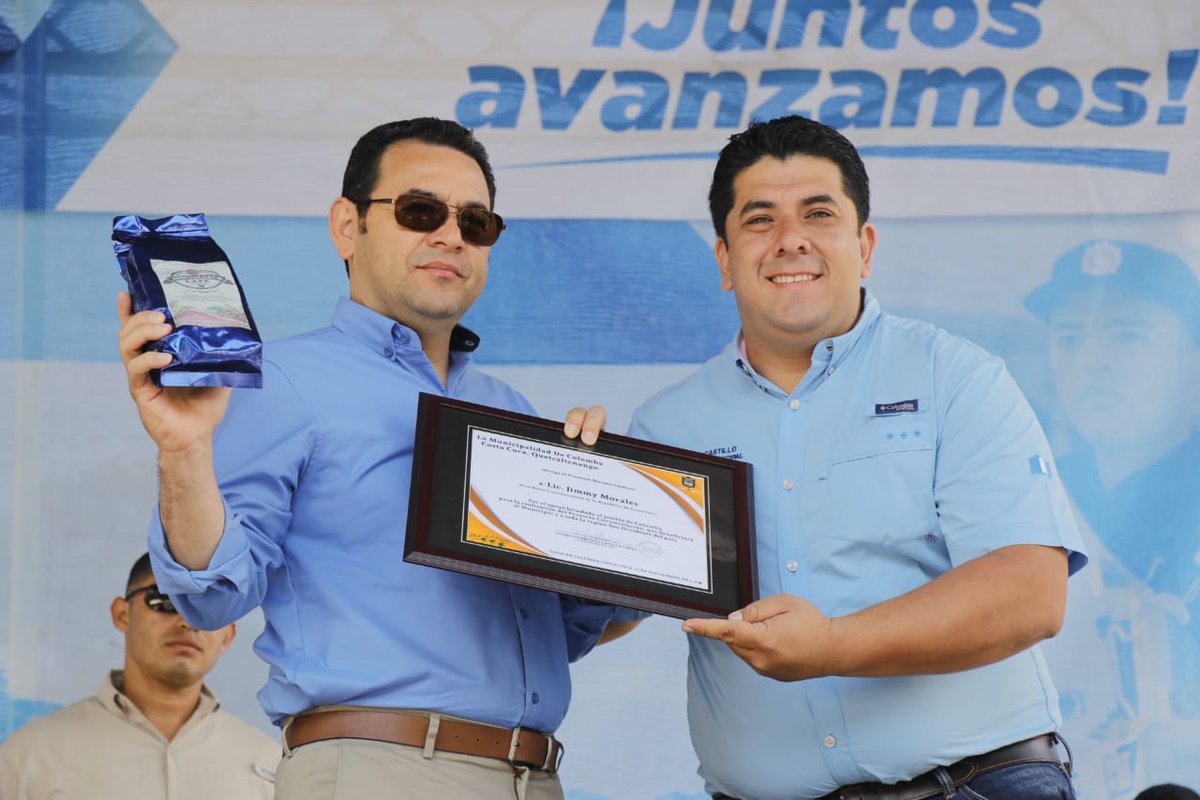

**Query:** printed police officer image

left=1031, top=240, right=1200, bottom=798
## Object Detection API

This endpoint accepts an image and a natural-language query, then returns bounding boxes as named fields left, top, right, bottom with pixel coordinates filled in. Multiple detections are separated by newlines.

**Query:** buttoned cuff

left=147, top=500, right=255, bottom=595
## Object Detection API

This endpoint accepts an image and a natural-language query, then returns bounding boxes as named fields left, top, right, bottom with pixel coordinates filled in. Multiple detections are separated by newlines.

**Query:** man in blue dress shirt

left=116, top=118, right=614, bottom=799
left=630, top=116, right=1088, bottom=799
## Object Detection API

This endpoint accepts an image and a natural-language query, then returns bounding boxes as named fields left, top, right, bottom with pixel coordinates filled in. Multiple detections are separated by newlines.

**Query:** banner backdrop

left=2, top=1, right=1198, bottom=797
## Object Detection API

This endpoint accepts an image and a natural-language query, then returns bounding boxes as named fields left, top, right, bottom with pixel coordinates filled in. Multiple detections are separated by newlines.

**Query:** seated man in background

left=0, top=553, right=278, bottom=799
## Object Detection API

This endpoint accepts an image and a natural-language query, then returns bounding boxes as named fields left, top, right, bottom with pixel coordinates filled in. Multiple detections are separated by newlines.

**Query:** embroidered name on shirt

left=875, top=399, right=918, bottom=415
left=706, top=445, right=744, bottom=461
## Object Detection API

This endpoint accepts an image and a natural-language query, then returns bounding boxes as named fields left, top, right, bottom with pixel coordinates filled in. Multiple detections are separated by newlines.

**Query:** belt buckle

left=507, top=728, right=562, bottom=773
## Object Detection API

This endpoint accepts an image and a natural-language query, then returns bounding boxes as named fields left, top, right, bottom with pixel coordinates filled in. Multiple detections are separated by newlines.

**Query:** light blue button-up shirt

left=628, top=291, right=1086, bottom=800
left=149, top=297, right=613, bottom=729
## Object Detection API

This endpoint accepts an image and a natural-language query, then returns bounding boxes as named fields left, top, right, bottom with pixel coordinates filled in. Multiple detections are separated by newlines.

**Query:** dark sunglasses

left=363, top=193, right=505, bottom=246
left=125, top=584, right=178, bottom=614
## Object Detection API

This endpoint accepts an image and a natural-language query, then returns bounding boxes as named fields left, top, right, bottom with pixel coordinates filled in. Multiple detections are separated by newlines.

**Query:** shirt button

left=786, top=560, right=799, bottom=573
left=399, top=333, right=411, bottom=345
left=531, top=692, right=540, bottom=704
left=520, top=608, right=530, bottom=620
left=824, top=735, right=837, bottom=748
left=826, top=366, right=836, bottom=376
left=383, top=348, right=393, bottom=358
left=782, top=479, right=794, bottom=491
left=788, top=398, right=800, bottom=410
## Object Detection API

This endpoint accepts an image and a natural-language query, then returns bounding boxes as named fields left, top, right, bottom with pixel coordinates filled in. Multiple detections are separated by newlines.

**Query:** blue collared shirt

left=149, top=297, right=613, bottom=728
left=628, top=291, right=1086, bottom=800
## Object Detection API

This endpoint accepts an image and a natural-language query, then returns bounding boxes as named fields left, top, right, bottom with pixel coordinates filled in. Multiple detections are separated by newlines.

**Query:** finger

left=681, top=617, right=731, bottom=640
left=118, top=318, right=171, bottom=362
left=577, top=404, right=607, bottom=446
left=126, top=350, right=174, bottom=390
left=737, top=594, right=793, bottom=624
left=562, top=406, right=587, bottom=440
left=682, top=617, right=756, bottom=645
left=117, top=294, right=166, bottom=329
left=124, top=310, right=167, bottom=331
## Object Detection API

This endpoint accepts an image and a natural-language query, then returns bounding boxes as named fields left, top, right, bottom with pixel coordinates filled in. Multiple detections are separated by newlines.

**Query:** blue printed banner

left=2, top=2, right=1199, bottom=799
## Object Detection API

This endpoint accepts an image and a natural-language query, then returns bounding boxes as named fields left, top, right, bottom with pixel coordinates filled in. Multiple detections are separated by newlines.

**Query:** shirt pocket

left=816, top=412, right=945, bottom=614
left=822, top=411, right=945, bottom=596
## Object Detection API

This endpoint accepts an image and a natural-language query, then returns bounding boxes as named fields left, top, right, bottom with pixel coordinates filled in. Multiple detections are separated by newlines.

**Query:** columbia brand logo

left=875, top=399, right=918, bottom=414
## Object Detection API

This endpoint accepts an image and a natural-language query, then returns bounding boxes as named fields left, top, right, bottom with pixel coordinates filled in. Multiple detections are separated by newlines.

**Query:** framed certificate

left=404, top=393, right=756, bottom=619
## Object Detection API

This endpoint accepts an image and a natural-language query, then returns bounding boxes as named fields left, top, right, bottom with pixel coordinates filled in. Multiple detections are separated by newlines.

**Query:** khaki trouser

left=274, top=737, right=565, bottom=800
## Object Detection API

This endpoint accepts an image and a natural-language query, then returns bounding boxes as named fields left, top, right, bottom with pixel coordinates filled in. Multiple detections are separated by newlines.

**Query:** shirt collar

left=98, top=669, right=129, bottom=716
left=97, top=670, right=220, bottom=724
left=815, top=289, right=879, bottom=369
left=732, top=288, right=881, bottom=393
left=330, top=296, right=481, bottom=355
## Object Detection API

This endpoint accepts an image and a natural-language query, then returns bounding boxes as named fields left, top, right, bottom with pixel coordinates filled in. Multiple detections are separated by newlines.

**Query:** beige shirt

left=0, top=671, right=278, bottom=800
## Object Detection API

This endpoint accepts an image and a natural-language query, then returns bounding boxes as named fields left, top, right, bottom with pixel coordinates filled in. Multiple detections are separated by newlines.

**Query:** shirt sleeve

left=933, top=347, right=1087, bottom=574
left=557, top=595, right=618, bottom=662
left=148, top=359, right=316, bottom=629
left=0, top=736, right=26, bottom=800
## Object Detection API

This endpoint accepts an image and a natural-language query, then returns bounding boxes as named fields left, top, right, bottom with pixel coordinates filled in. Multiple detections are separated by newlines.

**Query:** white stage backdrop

left=2, top=1, right=1199, bottom=797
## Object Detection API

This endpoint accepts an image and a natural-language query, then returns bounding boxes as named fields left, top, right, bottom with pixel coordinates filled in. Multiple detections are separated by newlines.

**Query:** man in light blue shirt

left=116, top=118, right=613, bottom=800
left=630, top=116, right=1087, bottom=800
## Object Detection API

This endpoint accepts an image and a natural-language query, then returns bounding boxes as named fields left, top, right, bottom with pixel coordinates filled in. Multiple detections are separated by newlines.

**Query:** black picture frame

left=403, top=393, right=757, bottom=619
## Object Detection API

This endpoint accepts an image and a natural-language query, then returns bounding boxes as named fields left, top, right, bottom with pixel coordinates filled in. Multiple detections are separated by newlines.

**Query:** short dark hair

left=125, top=552, right=154, bottom=594
left=708, top=115, right=870, bottom=241
left=341, top=117, right=497, bottom=217
left=1135, top=785, right=1200, bottom=800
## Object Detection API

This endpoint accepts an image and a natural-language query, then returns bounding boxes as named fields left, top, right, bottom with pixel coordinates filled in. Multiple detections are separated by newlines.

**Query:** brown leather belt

left=814, top=734, right=1068, bottom=800
left=284, top=709, right=564, bottom=774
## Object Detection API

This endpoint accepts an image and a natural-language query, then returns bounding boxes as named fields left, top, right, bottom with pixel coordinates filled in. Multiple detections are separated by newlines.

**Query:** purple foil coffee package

left=112, top=213, right=262, bottom=388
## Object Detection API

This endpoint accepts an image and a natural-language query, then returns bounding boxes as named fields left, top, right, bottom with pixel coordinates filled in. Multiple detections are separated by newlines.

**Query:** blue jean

left=945, top=760, right=1076, bottom=800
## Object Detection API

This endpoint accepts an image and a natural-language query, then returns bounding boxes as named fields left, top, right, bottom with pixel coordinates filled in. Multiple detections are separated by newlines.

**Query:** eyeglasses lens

left=145, top=591, right=177, bottom=614
left=127, top=584, right=178, bottom=614
left=457, top=209, right=500, bottom=246
left=394, top=197, right=448, bottom=232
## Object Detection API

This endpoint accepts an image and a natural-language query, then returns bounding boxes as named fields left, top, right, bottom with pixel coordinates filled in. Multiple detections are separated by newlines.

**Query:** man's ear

left=329, top=196, right=360, bottom=263
left=217, top=622, right=236, bottom=655
left=111, top=596, right=130, bottom=634
left=859, top=221, right=877, bottom=279
left=715, top=236, right=733, bottom=291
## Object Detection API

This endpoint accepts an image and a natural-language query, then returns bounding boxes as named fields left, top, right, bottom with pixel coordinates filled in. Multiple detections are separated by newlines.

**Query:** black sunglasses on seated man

left=125, top=584, right=178, bottom=614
